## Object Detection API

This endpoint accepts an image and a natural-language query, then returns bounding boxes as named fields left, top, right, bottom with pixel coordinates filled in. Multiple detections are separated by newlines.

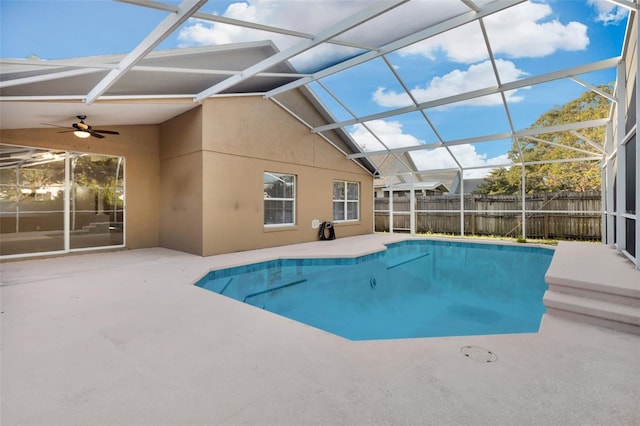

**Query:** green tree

left=475, top=84, right=612, bottom=194
left=73, top=155, right=124, bottom=209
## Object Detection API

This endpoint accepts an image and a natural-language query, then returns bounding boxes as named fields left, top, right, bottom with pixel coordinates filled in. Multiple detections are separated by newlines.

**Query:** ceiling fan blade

left=43, top=119, right=116, bottom=138
left=92, top=129, right=119, bottom=135
left=89, top=131, right=105, bottom=139
left=42, top=123, right=72, bottom=130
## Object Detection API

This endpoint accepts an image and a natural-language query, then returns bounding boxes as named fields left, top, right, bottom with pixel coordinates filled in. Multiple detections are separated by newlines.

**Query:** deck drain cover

left=461, top=345, right=497, bottom=363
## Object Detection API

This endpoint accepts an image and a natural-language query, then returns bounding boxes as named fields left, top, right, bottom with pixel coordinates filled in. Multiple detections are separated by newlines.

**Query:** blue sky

left=0, top=0, right=629, bottom=176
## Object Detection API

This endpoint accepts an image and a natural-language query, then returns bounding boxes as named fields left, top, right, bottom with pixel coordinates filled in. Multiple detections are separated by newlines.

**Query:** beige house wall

left=198, top=95, right=373, bottom=256
left=0, top=124, right=161, bottom=250
left=2, top=92, right=373, bottom=258
left=159, top=107, right=204, bottom=255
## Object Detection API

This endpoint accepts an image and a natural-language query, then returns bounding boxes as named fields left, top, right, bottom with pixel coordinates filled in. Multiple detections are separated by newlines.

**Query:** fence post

left=410, top=174, right=415, bottom=235
left=389, top=190, right=394, bottom=234
left=521, top=165, right=526, bottom=239
left=544, top=193, right=549, bottom=239
left=471, top=195, right=476, bottom=235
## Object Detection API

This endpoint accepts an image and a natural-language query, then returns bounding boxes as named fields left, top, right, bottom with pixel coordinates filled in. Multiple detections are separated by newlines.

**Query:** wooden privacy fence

left=374, top=191, right=602, bottom=240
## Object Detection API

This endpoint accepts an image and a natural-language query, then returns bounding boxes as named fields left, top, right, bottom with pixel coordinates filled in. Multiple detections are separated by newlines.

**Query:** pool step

left=386, top=252, right=430, bottom=270
left=543, top=290, right=640, bottom=335
left=545, top=281, right=640, bottom=307
left=243, top=279, right=308, bottom=303
left=543, top=242, right=640, bottom=335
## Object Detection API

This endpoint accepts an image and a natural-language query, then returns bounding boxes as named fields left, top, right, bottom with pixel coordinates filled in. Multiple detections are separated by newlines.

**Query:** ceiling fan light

left=74, top=130, right=91, bottom=139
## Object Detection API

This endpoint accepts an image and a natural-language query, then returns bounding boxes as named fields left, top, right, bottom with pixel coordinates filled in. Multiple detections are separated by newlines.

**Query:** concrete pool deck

left=1, top=234, right=639, bottom=425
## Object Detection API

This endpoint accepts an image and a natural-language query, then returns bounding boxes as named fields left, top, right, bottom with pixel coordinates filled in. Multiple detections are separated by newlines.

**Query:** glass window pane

left=333, top=202, right=344, bottom=220
left=282, top=175, right=294, bottom=198
left=0, top=146, right=65, bottom=255
left=283, top=200, right=293, bottom=223
left=264, top=173, right=294, bottom=199
left=347, top=202, right=358, bottom=220
left=264, top=200, right=280, bottom=224
left=264, top=200, right=294, bottom=225
left=264, top=173, right=282, bottom=198
left=347, top=182, right=359, bottom=200
left=333, top=181, right=344, bottom=200
left=70, top=154, right=124, bottom=250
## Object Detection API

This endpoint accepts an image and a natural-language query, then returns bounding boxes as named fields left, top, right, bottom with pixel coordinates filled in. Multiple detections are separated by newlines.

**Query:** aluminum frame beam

left=346, top=118, right=609, bottom=159
left=523, top=135, right=604, bottom=156
left=313, top=57, right=620, bottom=133
left=606, top=0, right=637, bottom=12
left=194, top=0, right=408, bottom=101
left=116, top=0, right=377, bottom=51
left=314, top=78, right=415, bottom=175
left=376, top=155, right=602, bottom=179
left=0, top=63, right=308, bottom=91
left=569, top=76, right=617, bottom=103
left=265, top=0, right=526, bottom=98
left=85, top=0, right=207, bottom=105
left=568, top=130, right=606, bottom=153
left=0, top=69, right=104, bottom=89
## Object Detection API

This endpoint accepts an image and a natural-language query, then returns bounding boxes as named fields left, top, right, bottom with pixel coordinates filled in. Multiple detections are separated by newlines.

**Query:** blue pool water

left=195, top=240, right=554, bottom=340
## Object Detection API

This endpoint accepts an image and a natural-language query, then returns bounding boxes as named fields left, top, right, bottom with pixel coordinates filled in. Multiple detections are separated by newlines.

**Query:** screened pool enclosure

left=0, top=0, right=638, bottom=267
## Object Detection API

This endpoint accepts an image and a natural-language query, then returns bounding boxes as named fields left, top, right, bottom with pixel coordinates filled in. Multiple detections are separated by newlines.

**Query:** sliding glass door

left=0, top=144, right=125, bottom=258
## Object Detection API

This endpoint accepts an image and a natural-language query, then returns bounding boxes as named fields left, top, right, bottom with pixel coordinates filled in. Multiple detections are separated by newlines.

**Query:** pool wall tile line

left=196, top=239, right=554, bottom=286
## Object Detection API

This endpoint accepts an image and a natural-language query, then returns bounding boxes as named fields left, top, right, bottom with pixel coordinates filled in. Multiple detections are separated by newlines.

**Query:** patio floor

left=1, top=234, right=639, bottom=426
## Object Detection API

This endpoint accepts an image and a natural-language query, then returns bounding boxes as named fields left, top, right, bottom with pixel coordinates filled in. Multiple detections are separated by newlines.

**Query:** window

left=264, top=172, right=295, bottom=226
left=333, top=181, right=359, bottom=222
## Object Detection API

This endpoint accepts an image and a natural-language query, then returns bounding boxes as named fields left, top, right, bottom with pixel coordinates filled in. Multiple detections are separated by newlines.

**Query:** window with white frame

left=264, top=172, right=295, bottom=226
left=333, top=181, right=359, bottom=222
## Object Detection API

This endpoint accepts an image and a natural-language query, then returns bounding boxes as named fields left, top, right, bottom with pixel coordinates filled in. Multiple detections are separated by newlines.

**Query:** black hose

left=318, top=221, right=336, bottom=240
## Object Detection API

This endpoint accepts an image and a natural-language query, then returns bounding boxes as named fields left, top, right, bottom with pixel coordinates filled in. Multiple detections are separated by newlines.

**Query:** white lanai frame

left=607, top=0, right=640, bottom=267
left=86, top=0, right=209, bottom=104
left=283, top=9, right=620, bottom=248
left=1, top=0, right=637, bottom=266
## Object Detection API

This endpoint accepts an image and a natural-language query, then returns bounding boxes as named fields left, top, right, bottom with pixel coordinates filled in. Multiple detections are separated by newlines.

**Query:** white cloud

left=587, top=0, right=628, bottom=25
left=178, top=1, right=367, bottom=71
left=350, top=120, right=423, bottom=152
left=177, top=1, right=591, bottom=73
left=398, top=2, right=588, bottom=63
left=372, top=59, right=527, bottom=109
left=349, top=119, right=510, bottom=176
left=180, top=1, right=356, bottom=47
left=449, top=145, right=511, bottom=178
left=410, top=145, right=511, bottom=177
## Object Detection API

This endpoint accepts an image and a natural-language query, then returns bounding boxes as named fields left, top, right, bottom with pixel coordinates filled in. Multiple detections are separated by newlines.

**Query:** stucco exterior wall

left=159, top=106, right=204, bottom=255
left=3, top=92, right=373, bottom=258
left=198, top=95, right=373, bottom=256
left=0, top=124, right=161, bottom=250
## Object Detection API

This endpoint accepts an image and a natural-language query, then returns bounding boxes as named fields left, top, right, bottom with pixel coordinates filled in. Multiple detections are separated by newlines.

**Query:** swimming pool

left=195, top=240, right=554, bottom=340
